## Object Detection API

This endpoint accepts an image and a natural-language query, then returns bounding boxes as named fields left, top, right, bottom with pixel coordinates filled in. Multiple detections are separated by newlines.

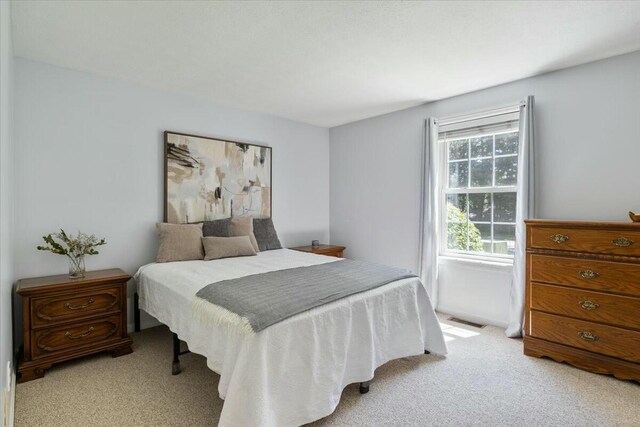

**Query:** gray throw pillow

left=202, top=236, right=257, bottom=260
left=203, top=218, right=233, bottom=237
left=156, top=223, right=204, bottom=263
left=253, top=217, right=282, bottom=251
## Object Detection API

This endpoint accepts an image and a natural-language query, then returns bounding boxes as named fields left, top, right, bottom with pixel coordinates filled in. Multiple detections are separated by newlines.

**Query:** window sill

left=439, top=254, right=514, bottom=270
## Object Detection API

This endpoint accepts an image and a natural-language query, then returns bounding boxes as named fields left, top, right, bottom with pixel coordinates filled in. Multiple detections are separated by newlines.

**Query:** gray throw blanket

left=194, top=259, right=416, bottom=333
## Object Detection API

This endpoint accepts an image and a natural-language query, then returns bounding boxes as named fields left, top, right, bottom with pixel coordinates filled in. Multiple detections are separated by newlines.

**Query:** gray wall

left=14, top=59, right=331, bottom=331
left=0, top=0, right=15, bottom=420
left=330, top=50, right=640, bottom=326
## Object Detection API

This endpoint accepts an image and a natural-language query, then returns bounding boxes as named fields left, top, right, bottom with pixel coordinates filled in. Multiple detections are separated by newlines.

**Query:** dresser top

left=526, top=219, right=640, bottom=230
left=17, top=268, right=130, bottom=294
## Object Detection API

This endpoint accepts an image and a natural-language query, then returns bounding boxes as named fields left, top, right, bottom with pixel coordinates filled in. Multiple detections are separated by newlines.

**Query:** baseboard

left=8, top=369, right=14, bottom=427
left=2, top=363, right=15, bottom=427
left=436, top=307, right=508, bottom=329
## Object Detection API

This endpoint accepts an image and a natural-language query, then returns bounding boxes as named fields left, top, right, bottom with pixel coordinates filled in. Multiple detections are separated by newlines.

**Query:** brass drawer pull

left=579, top=300, right=599, bottom=311
left=64, top=298, right=95, bottom=310
left=550, top=234, right=569, bottom=244
left=612, top=237, right=635, bottom=247
left=578, top=331, right=598, bottom=342
left=65, top=326, right=95, bottom=340
left=579, top=270, right=599, bottom=280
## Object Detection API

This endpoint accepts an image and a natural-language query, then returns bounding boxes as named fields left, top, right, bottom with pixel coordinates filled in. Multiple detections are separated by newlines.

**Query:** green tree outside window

left=447, top=204, right=483, bottom=252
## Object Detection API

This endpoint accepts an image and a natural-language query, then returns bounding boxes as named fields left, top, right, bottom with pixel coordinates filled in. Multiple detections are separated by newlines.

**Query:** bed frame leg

left=359, top=381, right=370, bottom=394
left=134, top=292, right=141, bottom=332
left=172, top=333, right=181, bottom=375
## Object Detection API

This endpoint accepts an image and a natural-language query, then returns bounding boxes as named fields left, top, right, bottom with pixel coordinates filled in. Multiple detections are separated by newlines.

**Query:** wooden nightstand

left=290, top=244, right=346, bottom=258
left=16, top=268, right=133, bottom=382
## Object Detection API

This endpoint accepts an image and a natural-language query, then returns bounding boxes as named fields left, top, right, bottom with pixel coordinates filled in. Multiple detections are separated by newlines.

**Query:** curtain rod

left=435, top=101, right=526, bottom=127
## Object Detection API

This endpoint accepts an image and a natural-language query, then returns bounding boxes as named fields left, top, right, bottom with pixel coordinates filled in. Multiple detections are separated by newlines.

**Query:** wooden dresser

left=17, top=269, right=133, bottom=382
left=290, top=244, right=346, bottom=258
left=524, top=220, right=640, bottom=381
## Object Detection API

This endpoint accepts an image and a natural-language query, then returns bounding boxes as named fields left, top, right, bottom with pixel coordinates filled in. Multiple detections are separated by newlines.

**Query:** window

left=438, top=109, right=519, bottom=260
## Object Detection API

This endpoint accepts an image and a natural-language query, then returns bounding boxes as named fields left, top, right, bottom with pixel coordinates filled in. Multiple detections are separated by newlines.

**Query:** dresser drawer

left=31, top=315, right=122, bottom=359
left=31, top=286, right=121, bottom=327
left=530, top=255, right=640, bottom=296
left=529, top=227, right=640, bottom=256
left=531, top=283, right=640, bottom=330
left=530, top=311, right=640, bottom=363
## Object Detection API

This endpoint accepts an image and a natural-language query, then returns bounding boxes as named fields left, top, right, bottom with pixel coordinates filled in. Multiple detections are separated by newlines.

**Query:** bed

left=138, top=131, right=447, bottom=425
left=134, top=248, right=447, bottom=427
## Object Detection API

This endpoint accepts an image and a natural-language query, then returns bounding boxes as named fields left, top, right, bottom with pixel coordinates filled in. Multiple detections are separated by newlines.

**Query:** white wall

left=14, top=59, right=331, bottom=331
left=330, top=50, right=640, bottom=327
left=0, top=0, right=15, bottom=423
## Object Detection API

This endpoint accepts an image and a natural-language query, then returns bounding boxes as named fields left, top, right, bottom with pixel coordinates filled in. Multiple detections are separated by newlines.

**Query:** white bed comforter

left=135, top=249, right=447, bottom=427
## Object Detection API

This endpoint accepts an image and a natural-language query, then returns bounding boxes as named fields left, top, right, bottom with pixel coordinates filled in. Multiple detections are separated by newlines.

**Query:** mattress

left=135, top=249, right=447, bottom=427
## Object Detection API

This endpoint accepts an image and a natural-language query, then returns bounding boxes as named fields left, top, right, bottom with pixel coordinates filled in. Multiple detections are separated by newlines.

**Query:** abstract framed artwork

left=164, top=131, right=272, bottom=223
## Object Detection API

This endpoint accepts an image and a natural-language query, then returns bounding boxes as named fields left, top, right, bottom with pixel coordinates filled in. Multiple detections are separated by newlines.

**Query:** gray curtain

left=418, top=118, right=440, bottom=307
left=506, top=96, right=536, bottom=338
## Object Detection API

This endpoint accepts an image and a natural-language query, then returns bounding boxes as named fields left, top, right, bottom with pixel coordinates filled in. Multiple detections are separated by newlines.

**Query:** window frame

left=438, top=127, right=519, bottom=264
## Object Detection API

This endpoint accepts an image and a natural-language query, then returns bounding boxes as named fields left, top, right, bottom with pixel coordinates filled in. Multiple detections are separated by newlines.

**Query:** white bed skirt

left=136, top=249, right=447, bottom=427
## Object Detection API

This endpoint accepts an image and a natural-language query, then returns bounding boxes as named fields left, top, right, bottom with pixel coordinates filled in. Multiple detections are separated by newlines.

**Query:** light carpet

left=15, top=317, right=640, bottom=426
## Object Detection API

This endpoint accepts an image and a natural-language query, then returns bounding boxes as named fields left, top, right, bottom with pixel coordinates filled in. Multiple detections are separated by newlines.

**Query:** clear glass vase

left=68, top=255, right=86, bottom=278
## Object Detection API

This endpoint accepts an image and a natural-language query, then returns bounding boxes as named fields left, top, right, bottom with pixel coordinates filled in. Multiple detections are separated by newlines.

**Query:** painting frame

left=163, top=130, right=273, bottom=223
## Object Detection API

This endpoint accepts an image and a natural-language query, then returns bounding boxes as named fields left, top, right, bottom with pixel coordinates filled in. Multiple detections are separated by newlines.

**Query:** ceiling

left=11, top=1, right=640, bottom=128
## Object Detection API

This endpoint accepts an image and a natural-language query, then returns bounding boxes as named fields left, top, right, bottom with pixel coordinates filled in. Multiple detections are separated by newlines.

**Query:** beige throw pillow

left=156, top=223, right=204, bottom=263
left=202, top=236, right=257, bottom=260
left=230, top=217, right=260, bottom=252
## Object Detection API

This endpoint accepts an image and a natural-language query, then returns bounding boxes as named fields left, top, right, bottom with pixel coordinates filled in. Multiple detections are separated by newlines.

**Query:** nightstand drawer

left=319, top=249, right=343, bottom=258
left=31, top=286, right=121, bottom=327
left=531, top=283, right=640, bottom=330
left=530, top=311, right=640, bottom=363
left=530, top=255, right=640, bottom=296
left=529, top=227, right=640, bottom=256
left=31, top=315, right=122, bottom=359
left=289, top=245, right=346, bottom=258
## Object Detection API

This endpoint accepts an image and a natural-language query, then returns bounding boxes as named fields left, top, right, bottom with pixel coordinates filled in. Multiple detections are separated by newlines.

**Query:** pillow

left=156, top=223, right=204, bottom=263
left=230, top=217, right=260, bottom=252
left=202, top=236, right=257, bottom=260
left=253, top=217, right=282, bottom=251
left=202, top=218, right=232, bottom=237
